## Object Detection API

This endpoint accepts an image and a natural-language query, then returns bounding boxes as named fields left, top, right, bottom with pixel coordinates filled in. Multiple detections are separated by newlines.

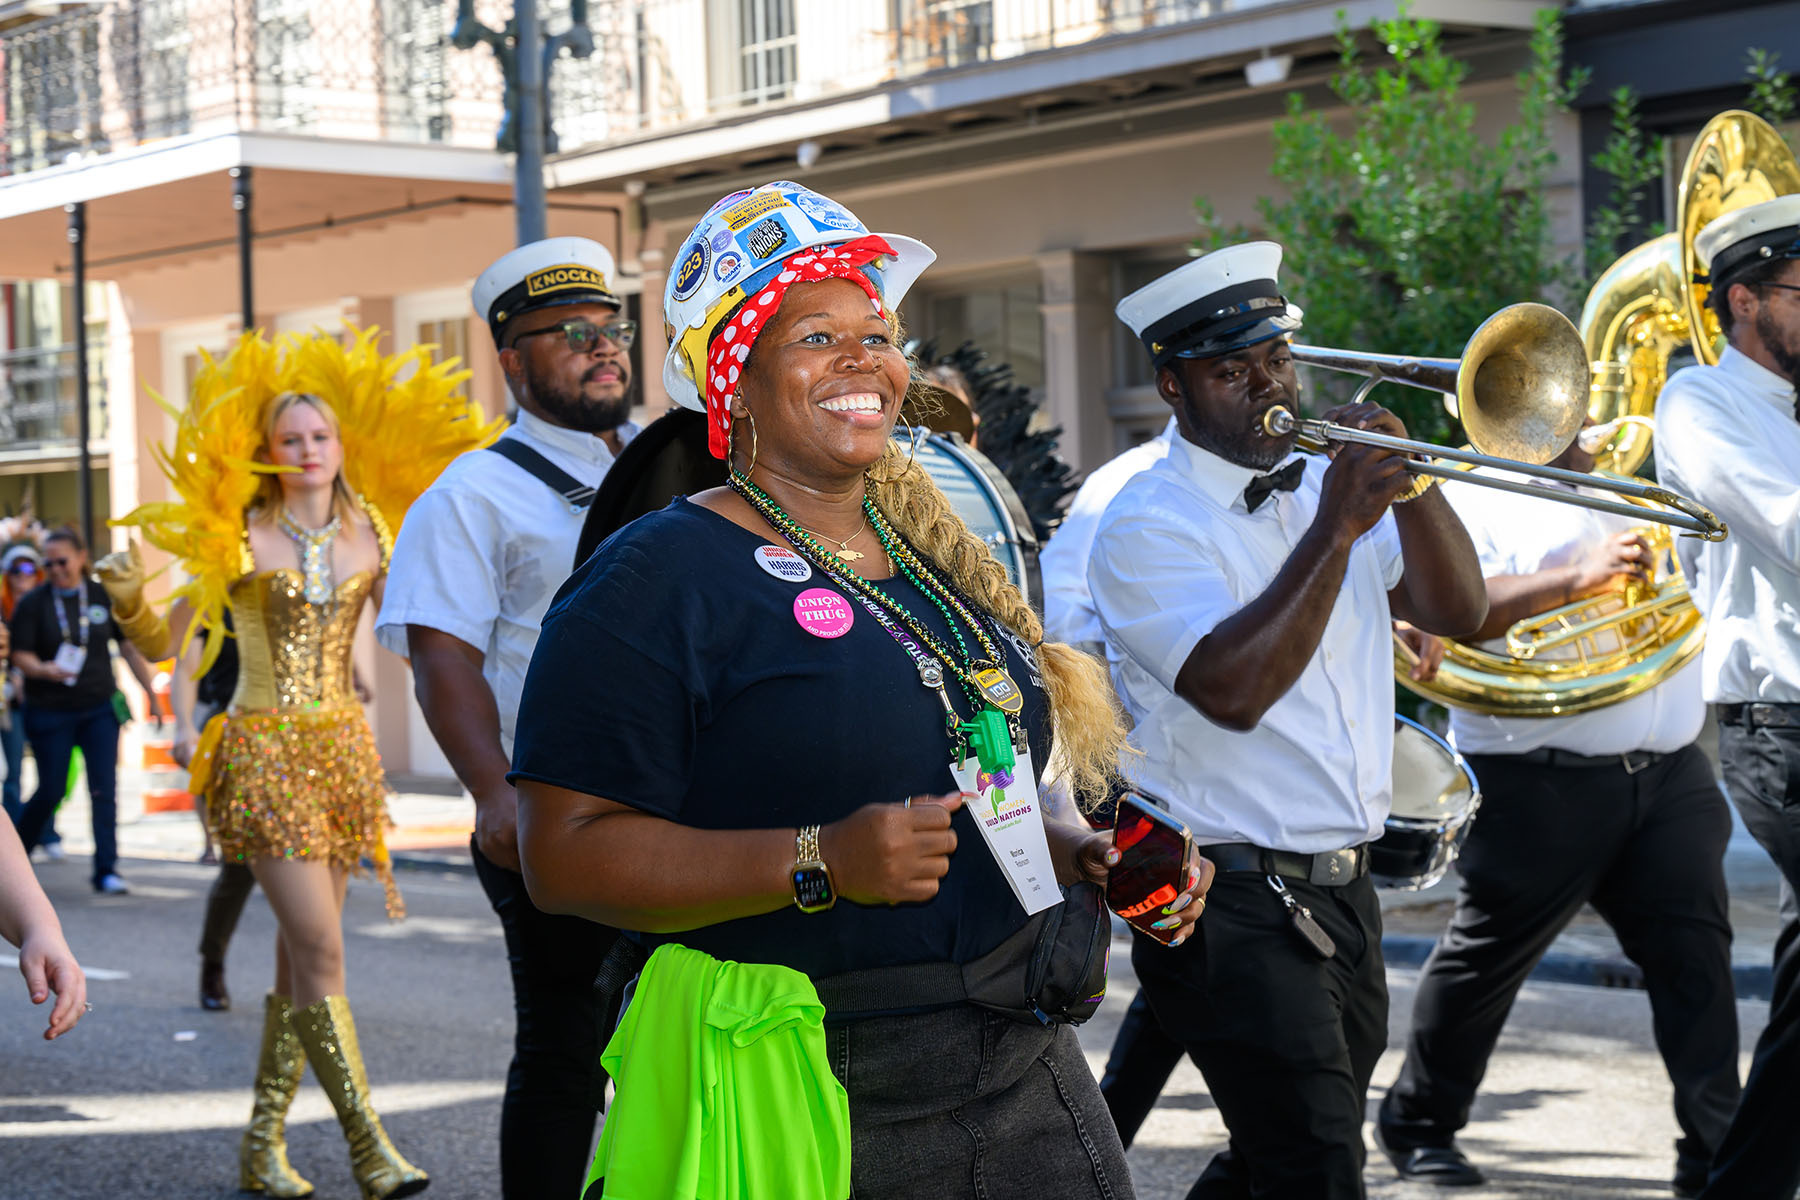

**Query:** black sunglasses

left=511, top=318, right=638, bottom=354
left=1756, top=281, right=1800, bottom=297
left=44, top=557, right=73, bottom=568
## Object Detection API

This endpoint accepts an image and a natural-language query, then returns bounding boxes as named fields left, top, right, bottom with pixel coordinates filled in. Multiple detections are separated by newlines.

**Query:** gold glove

left=94, top=542, right=173, bottom=660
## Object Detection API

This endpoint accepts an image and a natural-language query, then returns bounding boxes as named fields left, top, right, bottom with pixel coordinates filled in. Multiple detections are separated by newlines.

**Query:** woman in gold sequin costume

left=98, top=331, right=501, bottom=1200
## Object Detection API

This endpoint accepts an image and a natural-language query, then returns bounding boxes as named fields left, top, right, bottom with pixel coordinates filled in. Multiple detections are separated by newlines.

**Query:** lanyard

left=788, top=532, right=1025, bottom=773
left=51, top=586, right=89, bottom=650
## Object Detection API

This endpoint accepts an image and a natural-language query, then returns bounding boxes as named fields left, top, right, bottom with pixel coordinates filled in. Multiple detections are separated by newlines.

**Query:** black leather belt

left=1506, top=747, right=1667, bottom=775
left=1198, top=842, right=1368, bottom=887
left=1719, top=702, right=1800, bottom=730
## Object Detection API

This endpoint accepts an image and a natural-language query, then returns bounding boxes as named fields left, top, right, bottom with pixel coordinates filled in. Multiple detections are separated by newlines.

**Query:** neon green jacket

left=585, top=943, right=851, bottom=1200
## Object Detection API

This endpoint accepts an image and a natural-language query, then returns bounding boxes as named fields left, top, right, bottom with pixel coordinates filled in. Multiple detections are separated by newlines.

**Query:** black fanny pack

left=812, top=881, right=1111, bottom=1027
left=591, top=880, right=1108, bottom=1041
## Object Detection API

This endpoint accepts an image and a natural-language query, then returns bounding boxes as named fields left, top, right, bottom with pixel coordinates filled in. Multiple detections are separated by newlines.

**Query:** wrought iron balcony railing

left=1, top=0, right=1224, bottom=179
left=0, top=340, right=110, bottom=452
left=0, top=0, right=505, bottom=177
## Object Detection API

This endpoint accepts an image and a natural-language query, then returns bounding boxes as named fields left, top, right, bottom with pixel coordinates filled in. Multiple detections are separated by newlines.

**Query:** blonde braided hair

left=867, top=428, right=1129, bottom=812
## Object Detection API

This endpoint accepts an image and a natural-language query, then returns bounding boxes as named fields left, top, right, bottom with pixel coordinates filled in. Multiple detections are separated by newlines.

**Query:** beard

left=1175, top=379, right=1296, bottom=471
left=525, top=364, right=633, bottom=434
left=1754, top=306, right=1800, bottom=387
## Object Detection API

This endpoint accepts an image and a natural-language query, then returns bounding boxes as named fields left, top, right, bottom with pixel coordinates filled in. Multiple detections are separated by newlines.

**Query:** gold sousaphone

left=1388, top=110, right=1800, bottom=715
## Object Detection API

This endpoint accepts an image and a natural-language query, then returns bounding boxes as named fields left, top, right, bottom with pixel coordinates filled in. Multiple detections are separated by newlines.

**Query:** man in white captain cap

left=1087, top=242, right=1486, bottom=1197
left=1656, top=192, right=1800, bottom=1200
left=376, top=236, right=636, bottom=1198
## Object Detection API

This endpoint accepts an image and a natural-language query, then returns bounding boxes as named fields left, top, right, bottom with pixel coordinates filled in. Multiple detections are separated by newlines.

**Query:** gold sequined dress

left=193, top=567, right=402, bottom=917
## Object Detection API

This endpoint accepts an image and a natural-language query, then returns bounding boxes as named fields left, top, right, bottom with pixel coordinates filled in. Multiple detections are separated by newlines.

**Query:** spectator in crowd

left=7, top=529, right=160, bottom=895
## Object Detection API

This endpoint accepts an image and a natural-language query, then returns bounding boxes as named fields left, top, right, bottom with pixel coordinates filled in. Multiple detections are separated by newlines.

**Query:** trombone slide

left=1261, top=406, right=1728, bottom=542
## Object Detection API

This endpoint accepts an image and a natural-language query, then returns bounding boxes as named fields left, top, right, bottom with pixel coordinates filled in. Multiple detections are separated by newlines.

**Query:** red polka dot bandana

left=703, top=234, right=895, bottom=459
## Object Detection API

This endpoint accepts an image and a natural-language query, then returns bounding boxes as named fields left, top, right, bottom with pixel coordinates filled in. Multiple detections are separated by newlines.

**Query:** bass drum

left=1371, top=715, right=1483, bottom=891
left=575, top=408, right=1040, bottom=605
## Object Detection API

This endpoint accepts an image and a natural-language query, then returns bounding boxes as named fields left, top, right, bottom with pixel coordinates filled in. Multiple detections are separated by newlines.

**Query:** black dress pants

left=1132, top=870, right=1388, bottom=1200
left=1381, top=744, right=1739, bottom=1184
left=1700, top=715, right=1800, bottom=1199
left=472, top=839, right=621, bottom=1200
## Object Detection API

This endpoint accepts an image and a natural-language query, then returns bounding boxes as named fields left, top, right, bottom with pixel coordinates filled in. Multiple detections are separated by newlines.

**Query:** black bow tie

left=1243, top=459, right=1306, bottom=512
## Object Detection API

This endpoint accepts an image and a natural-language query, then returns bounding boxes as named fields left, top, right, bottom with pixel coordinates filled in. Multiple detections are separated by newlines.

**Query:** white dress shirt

left=1657, top=347, right=1800, bottom=704
left=1089, top=434, right=1405, bottom=853
left=377, top=408, right=639, bottom=752
left=1040, top=417, right=1177, bottom=648
left=1438, top=470, right=1705, bottom=756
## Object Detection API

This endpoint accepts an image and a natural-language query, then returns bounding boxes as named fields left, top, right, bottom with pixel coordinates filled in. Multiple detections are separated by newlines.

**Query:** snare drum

left=1371, top=715, right=1483, bottom=891
left=909, top=429, right=1041, bottom=605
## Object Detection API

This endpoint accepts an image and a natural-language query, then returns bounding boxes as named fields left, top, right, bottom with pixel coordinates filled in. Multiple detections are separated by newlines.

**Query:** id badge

left=52, top=643, right=87, bottom=685
left=951, top=746, right=1059, bottom=915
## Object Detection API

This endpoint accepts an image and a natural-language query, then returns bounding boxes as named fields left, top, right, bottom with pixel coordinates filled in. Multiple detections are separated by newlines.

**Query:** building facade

left=3, top=0, right=1795, bottom=778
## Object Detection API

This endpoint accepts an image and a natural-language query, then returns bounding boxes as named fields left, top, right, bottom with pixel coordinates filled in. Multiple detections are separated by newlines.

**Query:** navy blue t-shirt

left=509, top=498, right=1050, bottom=979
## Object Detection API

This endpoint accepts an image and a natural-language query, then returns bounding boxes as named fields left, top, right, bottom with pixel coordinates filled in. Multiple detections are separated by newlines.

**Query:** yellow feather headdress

left=116, top=327, right=504, bottom=674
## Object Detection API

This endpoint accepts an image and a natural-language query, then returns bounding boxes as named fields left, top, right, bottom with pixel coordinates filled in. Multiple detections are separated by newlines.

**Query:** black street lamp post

left=451, top=0, right=594, bottom=247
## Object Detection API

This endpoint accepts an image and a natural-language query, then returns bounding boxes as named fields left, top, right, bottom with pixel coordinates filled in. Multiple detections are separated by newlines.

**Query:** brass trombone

left=1263, top=302, right=1728, bottom=542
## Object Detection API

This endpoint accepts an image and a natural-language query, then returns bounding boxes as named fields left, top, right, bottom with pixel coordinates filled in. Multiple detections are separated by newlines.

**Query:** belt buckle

left=1620, top=752, right=1650, bottom=776
left=1309, top=850, right=1350, bottom=886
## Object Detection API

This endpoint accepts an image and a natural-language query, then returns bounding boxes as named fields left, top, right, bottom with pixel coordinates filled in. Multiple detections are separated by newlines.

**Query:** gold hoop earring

left=732, top=404, right=759, bottom=478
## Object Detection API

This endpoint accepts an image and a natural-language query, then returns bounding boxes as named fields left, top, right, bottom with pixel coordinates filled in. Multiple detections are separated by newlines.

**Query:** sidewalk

left=14, top=722, right=479, bottom=874
left=18, top=721, right=1792, bottom=997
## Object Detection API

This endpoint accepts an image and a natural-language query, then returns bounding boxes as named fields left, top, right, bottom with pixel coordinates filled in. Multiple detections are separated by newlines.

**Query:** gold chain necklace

left=795, top=510, right=869, bottom=563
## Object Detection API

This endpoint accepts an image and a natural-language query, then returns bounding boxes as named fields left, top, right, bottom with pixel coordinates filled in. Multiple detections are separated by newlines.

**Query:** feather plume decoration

left=115, top=328, right=503, bottom=675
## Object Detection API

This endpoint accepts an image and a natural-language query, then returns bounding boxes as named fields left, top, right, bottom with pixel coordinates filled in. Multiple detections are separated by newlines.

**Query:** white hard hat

left=472, top=237, right=622, bottom=343
left=661, top=182, right=935, bottom=413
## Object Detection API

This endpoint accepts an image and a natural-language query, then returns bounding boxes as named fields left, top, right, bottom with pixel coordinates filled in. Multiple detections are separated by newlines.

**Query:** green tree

left=1195, top=5, right=1586, bottom=446
left=1746, top=48, right=1797, bottom=134
left=1583, top=86, right=1667, bottom=284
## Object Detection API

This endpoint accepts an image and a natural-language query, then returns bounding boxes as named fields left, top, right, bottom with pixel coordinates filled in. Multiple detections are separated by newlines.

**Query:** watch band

left=791, top=824, right=836, bottom=913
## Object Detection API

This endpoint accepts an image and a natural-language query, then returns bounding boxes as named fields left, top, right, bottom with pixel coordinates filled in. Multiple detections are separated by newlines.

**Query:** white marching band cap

left=472, top=237, right=623, bottom=342
left=1116, top=241, right=1304, bottom=368
left=1696, top=193, right=1800, bottom=283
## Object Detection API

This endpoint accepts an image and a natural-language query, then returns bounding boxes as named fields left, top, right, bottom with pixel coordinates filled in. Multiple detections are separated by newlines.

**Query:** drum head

left=1391, top=716, right=1475, bottom=821
left=911, top=430, right=1041, bottom=604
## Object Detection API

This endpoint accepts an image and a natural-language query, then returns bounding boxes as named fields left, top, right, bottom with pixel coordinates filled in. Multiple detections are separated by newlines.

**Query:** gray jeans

left=827, top=1004, right=1134, bottom=1200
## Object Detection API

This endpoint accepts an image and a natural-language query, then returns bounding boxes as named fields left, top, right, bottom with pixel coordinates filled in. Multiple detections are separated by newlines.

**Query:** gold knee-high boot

left=240, top=992, right=315, bottom=1197
left=293, top=995, right=429, bottom=1200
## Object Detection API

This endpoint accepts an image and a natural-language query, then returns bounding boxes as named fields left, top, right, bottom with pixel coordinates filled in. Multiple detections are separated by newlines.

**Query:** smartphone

left=1107, top=791, right=1194, bottom=944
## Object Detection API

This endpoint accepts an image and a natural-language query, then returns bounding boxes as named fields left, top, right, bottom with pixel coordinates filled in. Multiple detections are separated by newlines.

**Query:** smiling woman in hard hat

left=510, top=182, right=1209, bottom=1199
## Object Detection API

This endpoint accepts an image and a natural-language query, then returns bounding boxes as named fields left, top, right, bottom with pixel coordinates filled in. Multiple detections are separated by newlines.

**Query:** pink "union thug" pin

left=793, top=588, right=854, bottom=638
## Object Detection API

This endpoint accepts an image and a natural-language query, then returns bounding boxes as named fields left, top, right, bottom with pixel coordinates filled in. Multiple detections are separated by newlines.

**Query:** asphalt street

left=0, top=855, right=1773, bottom=1200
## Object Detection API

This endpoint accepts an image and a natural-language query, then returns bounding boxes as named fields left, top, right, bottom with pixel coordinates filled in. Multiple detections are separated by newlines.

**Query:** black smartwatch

left=791, top=824, right=836, bottom=913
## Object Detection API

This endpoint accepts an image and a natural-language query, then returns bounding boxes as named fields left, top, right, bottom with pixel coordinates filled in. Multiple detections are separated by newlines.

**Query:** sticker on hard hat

left=791, top=191, right=858, bottom=230
left=721, top=192, right=794, bottom=231
left=714, top=251, right=744, bottom=284
left=745, top=217, right=792, bottom=262
left=671, top=239, right=710, bottom=301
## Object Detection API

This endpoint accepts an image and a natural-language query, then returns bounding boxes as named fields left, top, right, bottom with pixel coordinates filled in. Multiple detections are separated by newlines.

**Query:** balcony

left=0, top=0, right=1253, bottom=179
left=547, top=0, right=1241, bottom=150
left=0, top=0, right=505, bottom=178
left=0, top=340, right=108, bottom=457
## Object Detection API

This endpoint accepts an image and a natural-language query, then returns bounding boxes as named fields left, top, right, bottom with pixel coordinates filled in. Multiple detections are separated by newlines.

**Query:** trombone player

left=1089, top=242, right=1486, bottom=1198
left=1376, top=419, right=1740, bottom=1196
left=1657, top=193, right=1800, bottom=1200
